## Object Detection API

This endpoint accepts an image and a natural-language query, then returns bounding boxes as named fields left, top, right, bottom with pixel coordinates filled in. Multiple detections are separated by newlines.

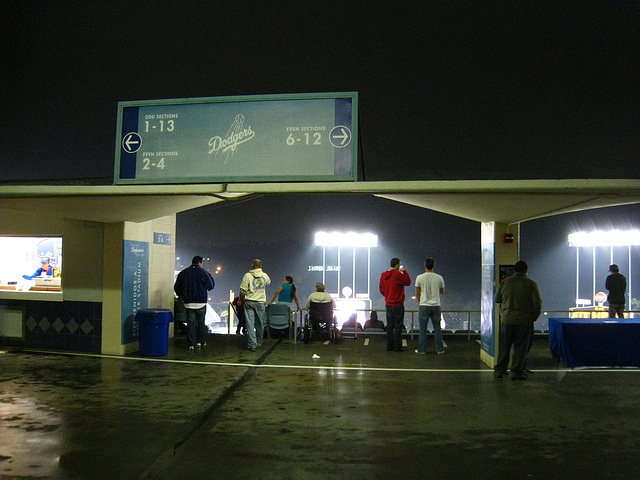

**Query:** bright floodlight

left=568, top=229, right=640, bottom=247
left=315, top=231, right=378, bottom=248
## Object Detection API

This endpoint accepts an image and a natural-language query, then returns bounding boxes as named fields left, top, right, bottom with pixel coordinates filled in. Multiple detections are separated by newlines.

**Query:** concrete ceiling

left=377, top=190, right=640, bottom=224
left=0, top=195, right=223, bottom=224
left=1, top=179, right=639, bottom=225
left=0, top=185, right=247, bottom=223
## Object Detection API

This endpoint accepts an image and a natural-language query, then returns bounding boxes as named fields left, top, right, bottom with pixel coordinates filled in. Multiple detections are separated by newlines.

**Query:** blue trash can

left=136, top=308, right=174, bottom=356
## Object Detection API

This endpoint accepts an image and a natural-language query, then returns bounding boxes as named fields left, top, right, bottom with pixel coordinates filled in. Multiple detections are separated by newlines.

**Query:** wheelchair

left=302, top=301, right=339, bottom=344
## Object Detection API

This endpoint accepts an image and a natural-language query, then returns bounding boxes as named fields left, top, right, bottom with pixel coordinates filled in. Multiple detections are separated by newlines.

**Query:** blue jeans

left=386, top=305, right=405, bottom=351
left=244, top=300, right=266, bottom=348
left=186, top=306, right=207, bottom=347
left=418, top=305, right=444, bottom=353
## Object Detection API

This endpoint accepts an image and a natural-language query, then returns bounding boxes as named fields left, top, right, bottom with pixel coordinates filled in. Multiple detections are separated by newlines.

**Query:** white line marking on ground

left=20, top=349, right=640, bottom=374
left=364, top=339, right=370, bottom=346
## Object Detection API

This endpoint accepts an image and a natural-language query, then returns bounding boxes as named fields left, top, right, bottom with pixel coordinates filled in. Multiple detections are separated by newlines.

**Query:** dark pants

left=386, top=305, right=405, bottom=351
left=608, top=303, right=625, bottom=318
left=494, top=323, right=533, bottom=377
left=186, top=306, right=207, bottom=347
left=236, top=312, right=246, bottom=334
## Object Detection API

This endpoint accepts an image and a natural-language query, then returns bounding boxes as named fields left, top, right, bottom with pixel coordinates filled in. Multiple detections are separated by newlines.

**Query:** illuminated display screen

left=114, top=92, right=358, bottom=184
left=0, top=237, right=62, bottom=292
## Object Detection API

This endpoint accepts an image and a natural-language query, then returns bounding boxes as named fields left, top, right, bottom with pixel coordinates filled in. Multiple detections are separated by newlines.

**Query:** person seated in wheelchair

left=305, top=282, right=336, bottom=331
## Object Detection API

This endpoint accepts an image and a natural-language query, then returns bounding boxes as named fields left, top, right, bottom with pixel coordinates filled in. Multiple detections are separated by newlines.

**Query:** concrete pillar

left=102, top=223, right=125, bottom=355
left=101, top=216, right=176, bottom=355
left=480, top=221, right=520, bottom=367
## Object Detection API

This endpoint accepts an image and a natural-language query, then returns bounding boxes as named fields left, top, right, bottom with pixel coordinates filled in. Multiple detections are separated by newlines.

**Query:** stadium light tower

left=568, top=230, right=640, bottom=311
left=314, top=231, right=378, bottom=299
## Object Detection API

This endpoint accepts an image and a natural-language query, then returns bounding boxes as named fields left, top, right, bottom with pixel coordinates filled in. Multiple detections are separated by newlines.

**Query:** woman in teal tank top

left=269, top=275, right=301, bottom=311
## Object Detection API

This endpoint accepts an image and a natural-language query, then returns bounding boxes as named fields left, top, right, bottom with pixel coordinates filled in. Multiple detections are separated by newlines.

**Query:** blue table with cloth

left=549, top=317, right=640, bottom=368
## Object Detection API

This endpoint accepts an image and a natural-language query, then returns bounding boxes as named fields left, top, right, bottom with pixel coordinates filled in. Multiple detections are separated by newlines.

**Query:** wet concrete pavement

left=1, top=334, right=640, bottom=479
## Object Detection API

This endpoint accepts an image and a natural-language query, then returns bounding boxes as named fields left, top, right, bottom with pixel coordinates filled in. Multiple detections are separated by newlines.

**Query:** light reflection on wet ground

left=1, top=336, right=640, bottom=479
left=0, top=392, right=62, bottom=478
left=0, top=346, right=245, bottom=479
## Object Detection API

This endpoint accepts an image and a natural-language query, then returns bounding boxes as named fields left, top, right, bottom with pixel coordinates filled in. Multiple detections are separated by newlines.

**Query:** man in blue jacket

left=174, top=256, right=215, bottom=350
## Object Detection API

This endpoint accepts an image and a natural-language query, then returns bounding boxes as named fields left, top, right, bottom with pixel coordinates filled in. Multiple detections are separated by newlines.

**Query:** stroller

left=303, top=301, right=339, bottom=344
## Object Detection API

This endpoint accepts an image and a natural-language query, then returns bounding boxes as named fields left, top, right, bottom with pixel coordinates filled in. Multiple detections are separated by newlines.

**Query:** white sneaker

left=414, top=349, right=426, bottom=355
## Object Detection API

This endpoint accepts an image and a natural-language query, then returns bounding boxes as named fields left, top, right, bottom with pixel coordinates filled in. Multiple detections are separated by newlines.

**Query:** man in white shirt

left=414, top=257, right=445, bottom=355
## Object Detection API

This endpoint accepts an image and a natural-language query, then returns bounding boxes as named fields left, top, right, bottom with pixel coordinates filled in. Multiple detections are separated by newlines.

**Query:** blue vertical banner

left=121, top=240, right=149, bottom=344
left=480, top=223, right=496, bottom=357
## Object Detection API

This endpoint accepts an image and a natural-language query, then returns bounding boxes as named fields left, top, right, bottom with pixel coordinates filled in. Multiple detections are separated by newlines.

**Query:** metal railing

left=220, top=305, right=640, bottom=341
left=336, top=309, right=482, bottom=341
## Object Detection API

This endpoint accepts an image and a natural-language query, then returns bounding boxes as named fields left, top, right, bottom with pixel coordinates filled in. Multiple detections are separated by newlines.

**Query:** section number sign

left=114, top=92, right=358, bottom=184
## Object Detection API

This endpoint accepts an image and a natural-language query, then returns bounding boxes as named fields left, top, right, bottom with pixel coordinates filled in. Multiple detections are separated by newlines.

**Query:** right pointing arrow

left=332, top=128, right=349, bottom=145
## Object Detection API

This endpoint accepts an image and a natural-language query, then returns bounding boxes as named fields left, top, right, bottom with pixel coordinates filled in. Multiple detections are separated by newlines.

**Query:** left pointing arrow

left=122, top=132, right=142, bottom=153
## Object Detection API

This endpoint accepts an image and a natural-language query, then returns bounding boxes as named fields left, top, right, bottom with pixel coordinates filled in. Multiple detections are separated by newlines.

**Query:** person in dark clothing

left=379, top=257, right=411, bottom=352
left=231, top=296, right=246, bottom=335
left=174, top=256, right=215, bottom=350
left=341, top=313, right=363, bottom=333
left=364, top=311, right=385, bottom=330
left=493, top=260, right=542, bottom=381
left=605, top=264, right=627, bottom=318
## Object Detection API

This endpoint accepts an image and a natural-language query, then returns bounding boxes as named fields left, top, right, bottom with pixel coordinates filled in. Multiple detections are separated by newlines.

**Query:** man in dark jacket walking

left=174, top=256, right=215, bottom=350
left=379, top=257, right=411, bottom=352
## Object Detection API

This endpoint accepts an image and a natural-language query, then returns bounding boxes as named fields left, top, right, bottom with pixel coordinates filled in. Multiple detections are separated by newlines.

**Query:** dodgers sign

left=114, top=92, right=358, bottom=184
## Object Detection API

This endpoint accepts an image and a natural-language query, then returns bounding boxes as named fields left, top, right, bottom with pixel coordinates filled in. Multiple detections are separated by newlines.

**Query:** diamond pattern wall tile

left=67, top=318, right=78, bottom=334
left=53, top=318, right=65, bottom=333
left=4, top=300, right=102, bottom=354
left=26, top=316, right=37, bottom=331
left=39, top=317, right=51, bottom=332
left=80, top=320, right=93, bottom=335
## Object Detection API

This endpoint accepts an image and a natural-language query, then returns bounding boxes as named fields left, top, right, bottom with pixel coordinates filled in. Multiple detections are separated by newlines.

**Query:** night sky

left=1, top=1, right=639, bottom=312
left=1, top=1, right=638, bottom=182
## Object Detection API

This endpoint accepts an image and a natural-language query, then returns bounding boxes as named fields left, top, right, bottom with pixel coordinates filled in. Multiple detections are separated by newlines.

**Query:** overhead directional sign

left=114, top=92, right=358, bottom=184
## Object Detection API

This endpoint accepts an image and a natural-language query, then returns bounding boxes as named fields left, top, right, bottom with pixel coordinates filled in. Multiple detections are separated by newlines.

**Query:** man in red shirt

left=379, top=257, right=411, bottom=351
